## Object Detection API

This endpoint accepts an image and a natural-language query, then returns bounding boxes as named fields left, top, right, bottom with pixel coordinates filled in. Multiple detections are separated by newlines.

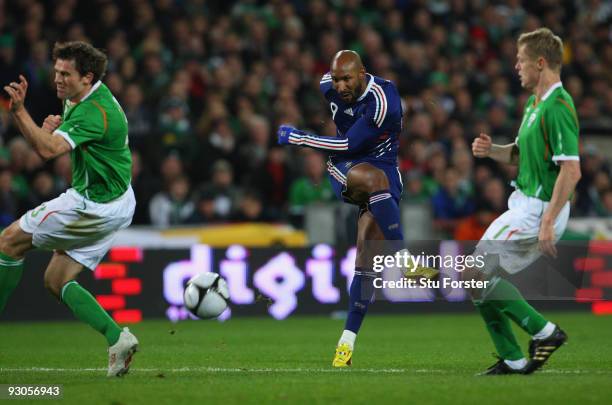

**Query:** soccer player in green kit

left=2, top=42, right=138, bottom=377
left=468, top=28, right=581, bottom=375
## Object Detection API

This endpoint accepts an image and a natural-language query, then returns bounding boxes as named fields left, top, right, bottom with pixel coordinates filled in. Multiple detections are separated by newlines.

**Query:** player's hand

left=277, top=125, right=296, bottom=145
left=3, top=75, right=28, bottom=113
left=538, top=222, right=557, bottom=258
left=42, top=115, right=62, bottom=133
left=472, top=133, right=492, bottom=158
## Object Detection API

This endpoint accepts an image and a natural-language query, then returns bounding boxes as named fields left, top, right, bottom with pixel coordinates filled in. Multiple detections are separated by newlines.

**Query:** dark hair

left=52, top=41, right=108, bottom=83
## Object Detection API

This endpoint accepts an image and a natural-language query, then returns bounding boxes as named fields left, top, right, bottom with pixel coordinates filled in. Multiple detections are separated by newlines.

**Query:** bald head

left=331, top=50, right=364, bottom=73
left=330, top=50, right=366, bottom=104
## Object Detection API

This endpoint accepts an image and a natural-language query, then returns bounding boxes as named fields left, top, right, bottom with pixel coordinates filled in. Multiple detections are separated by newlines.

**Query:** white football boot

left=107, top=327, right=139, bottom=377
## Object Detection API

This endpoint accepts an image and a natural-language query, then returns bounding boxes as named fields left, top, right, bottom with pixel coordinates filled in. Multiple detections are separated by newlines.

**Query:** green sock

left=0, top=252, right=24, bottom=313
left=61, top=281, right=122, bottom=346
left=475, top=300, right=524, bottom=360
left=485, top=278, right=547, bottom=335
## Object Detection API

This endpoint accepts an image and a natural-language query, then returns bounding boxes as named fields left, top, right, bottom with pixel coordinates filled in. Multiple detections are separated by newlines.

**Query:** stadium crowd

left=0, top=0, right=611, bottom=237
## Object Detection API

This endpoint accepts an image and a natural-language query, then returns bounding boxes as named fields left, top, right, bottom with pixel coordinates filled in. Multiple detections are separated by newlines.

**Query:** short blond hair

left=517, top=28, right=564, bottom=71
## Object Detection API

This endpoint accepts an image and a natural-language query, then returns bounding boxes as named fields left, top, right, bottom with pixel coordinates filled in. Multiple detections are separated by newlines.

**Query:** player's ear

left=359, top=68, right=366, bottom=81
left=82, top=72, right=95, bottom=85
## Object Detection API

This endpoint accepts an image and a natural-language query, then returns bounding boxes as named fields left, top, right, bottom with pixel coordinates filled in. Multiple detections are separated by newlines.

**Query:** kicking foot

left=107, top=327, right=139, bottom=377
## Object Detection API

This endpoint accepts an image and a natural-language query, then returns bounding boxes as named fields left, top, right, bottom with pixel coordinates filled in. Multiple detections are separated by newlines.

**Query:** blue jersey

left=318, top=73, right=402, bottom=165
left=283, top=73, right=404, bottom=205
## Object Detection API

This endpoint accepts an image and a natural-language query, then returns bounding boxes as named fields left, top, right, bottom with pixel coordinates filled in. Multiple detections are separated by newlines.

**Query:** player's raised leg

left=347, top=164, right=402, bottom=242
left=44, top=251, right=138, bottom=377
left=348, top=163, right=438, bottom=281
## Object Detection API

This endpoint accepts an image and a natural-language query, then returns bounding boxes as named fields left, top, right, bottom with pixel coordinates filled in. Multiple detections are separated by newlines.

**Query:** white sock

left=338, top=330, right=356, bottom=349
left=504, top=358, right=527, bottom=370
left=533, top=322, right=556, bottom=340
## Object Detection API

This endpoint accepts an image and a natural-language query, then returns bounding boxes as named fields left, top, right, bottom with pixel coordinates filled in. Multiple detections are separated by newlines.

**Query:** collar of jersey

left=356, top=74, right=374, bottom=102
left=540, top=81, right=563, bottom=101
left=78, top=80, right=102, bottom=103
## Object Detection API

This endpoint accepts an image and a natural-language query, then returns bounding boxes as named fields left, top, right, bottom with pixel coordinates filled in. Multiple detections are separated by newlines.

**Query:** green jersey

left=55, top=81, right=131, bottom=203
left=514, top=82, right=579, bottom=202
left=289, top=177, right=334, bottom=212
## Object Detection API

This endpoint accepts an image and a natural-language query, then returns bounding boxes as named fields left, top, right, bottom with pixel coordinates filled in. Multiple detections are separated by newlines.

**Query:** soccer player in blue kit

left=278, top=50, right=434, bottom=367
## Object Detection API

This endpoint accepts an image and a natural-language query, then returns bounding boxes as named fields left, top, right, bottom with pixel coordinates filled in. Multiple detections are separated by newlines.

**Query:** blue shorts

left=326, top=157, right=403, bottom=209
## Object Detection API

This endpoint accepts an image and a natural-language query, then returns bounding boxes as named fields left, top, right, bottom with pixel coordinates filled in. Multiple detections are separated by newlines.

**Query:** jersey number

left=330, top=102, right=338, bottom=120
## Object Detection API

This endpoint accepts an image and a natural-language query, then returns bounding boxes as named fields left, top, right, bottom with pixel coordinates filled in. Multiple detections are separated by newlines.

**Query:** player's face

left=331, top=67, right=364, bottom=104
left=54, top=59, right=93, bottom=102
left=515, top=45, right=540, bottom=91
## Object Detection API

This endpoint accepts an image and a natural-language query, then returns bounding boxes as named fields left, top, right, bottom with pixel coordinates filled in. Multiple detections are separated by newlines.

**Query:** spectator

left=197, top=159, right=240, bottom=221
left=158, top=97, right=192, bottom=159
left=23, top=170, right=61, bottom=214
left=432, top=166, right=475, bottom=235
left=454, top=201, right=498, bottom=241
left=250, top=146, right=294, bottom=220
left=403, top=169, right=431, bottom=204
left=233, top=190, right=269, bottom=222
left=288, top=150, right=334, bottom=221
left=600, top=188, right=612, bottom=217
left=122, top=84, right=153, bottom=153
left=188, top=189, right=221, bottom=224
left=148, top=175, right=194, bottom=228
left=0, top=168, right=19, bottom=227
left=130, top=150, right=160, bottom=225
left=0, top=0, right=609, bottom=227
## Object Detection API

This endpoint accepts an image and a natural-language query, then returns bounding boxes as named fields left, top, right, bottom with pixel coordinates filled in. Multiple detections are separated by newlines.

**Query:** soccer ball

left=183, top=273, right=230, bottom=319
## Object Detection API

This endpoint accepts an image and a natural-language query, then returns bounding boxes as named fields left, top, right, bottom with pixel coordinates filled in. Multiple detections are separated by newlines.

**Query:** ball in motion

left=183, top=273, right=230, bottom=319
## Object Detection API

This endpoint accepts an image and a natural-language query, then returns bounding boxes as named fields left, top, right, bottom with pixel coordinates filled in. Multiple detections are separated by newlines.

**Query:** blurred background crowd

left=0, top=0, right=611, bottom=239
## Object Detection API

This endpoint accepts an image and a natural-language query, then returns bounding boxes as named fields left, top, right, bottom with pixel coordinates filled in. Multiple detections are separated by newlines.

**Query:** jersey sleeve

left=545, top=98, right=579, bottom=164
left=319, top=72, right=333, bottom=100
left=287, top=115, right=386, bottom=153
left=54, top=102, right=106, bottom=149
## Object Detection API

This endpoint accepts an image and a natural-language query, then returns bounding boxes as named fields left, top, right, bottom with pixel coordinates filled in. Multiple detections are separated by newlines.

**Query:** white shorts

left=475, top=189, right=569, bottom=275
left=19, top=186, right=136, bottom=270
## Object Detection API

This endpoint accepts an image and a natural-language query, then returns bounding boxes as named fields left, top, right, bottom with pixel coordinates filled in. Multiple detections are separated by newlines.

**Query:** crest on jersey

left=344, top=108, right=354, bottom=116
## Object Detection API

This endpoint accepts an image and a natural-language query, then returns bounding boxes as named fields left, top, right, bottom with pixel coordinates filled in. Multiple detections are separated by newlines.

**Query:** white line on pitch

left=0, top=367, right=410, bottom=374
left=1, top=367, right=610, bottom=375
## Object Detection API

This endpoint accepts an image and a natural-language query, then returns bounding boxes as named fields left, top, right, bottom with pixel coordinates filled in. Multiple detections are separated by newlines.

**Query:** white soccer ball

left=183, top=273, right=230, bottom=319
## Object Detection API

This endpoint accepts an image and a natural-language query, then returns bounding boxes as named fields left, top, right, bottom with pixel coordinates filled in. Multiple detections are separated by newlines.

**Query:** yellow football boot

left=332, top=343, right=353, bottom=368
left=402, top=256, right=439, bottom=281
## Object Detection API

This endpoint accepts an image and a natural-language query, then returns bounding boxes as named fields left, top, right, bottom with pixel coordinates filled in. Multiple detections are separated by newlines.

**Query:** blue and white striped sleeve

left=288, top=116, right=385, bottom=153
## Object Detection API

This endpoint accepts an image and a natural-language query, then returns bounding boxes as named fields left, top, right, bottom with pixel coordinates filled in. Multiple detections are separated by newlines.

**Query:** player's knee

left=461, top=267, right=479, bottom=283
left=461, top=266, right=484, bottom=299
left=363, top=169, right=388, bottom=193
left=0, top=224, right=21, bottom=257
left=348, top=166, right=389, bottom=194
left=44, top=270, right=71, bottom=298
left=0, top=220, right=32, bottom=259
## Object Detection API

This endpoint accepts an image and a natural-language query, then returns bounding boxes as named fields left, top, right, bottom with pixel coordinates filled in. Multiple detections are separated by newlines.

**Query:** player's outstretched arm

left=472, top=133, right=519, bottom=165
left=277, top=117, right=384, bottom=153
left=4, top=75, right=71, bottom=161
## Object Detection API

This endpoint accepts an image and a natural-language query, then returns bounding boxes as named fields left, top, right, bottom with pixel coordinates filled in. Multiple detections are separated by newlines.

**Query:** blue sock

left=344, top=271, right=376, bottom=334
left=368, top=190, right=403, bottom=241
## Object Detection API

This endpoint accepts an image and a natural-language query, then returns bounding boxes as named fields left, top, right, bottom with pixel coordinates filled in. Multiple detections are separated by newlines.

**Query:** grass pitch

left=1, top=313, right=611, bottom=404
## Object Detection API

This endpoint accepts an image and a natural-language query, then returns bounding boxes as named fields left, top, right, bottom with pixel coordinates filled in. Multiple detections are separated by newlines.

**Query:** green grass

left=1, top=313, right=611, bottom=404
